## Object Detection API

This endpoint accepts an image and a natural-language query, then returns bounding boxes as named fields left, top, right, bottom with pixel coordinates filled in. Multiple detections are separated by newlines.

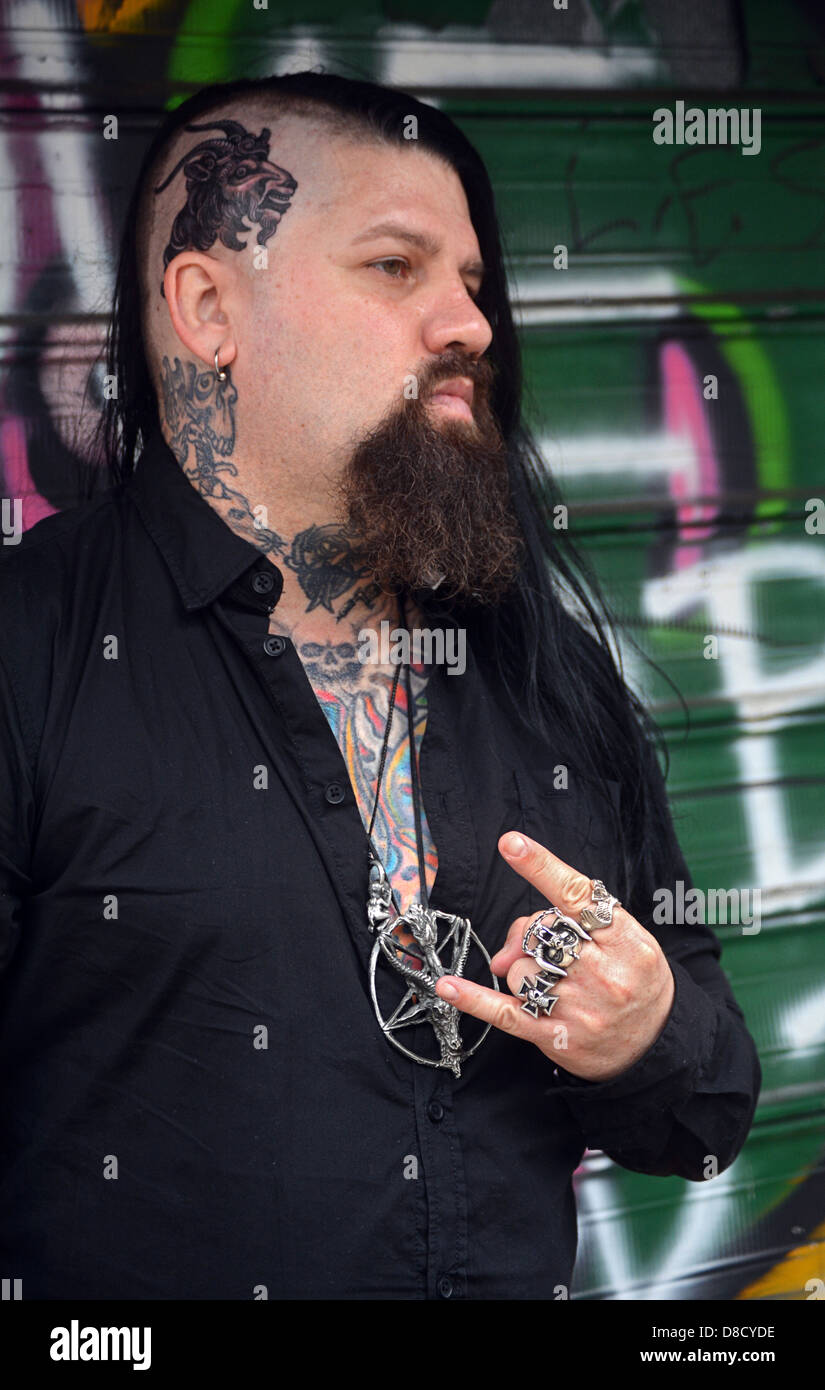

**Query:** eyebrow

left=350, top=220, right=486, bottom=281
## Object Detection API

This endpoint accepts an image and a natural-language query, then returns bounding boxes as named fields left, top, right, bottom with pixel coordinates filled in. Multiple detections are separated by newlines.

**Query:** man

left=0, top=71, right=760, bottom=1300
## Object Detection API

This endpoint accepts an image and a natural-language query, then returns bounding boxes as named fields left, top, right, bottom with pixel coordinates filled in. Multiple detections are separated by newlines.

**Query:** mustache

left=413, top=350, right=496, bottom=405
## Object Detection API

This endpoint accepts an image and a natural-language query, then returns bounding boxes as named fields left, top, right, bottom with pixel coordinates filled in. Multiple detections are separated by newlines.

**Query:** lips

left=427, top=377, right=475, bottom=421
left=428, top=377, right=474, bottom=408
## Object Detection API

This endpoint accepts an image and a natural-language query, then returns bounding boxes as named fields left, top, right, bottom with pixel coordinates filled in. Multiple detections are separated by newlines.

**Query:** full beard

left=335, top=353, right=524, bottom=605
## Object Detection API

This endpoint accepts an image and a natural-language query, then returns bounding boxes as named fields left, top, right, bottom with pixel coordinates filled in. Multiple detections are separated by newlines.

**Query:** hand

left=434, top=831, right=675, bottom=1082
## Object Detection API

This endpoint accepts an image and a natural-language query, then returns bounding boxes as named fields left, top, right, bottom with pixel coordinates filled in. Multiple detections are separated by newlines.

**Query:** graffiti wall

left=1, top=0, right=823, bottom=1299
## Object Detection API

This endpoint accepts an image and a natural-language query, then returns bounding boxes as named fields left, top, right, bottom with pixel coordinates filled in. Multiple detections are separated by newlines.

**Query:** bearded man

left=0, top=71, right=760, bottom=1300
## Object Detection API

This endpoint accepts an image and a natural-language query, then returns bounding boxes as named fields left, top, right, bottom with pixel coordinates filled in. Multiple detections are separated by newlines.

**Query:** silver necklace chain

left=363, top=600, right=498, bottom=1077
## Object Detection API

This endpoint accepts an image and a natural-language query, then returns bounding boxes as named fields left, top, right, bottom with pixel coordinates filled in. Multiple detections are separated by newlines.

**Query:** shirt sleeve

left=550, top=740, right=762, bottom=1182
left=0, top=646, right=34, bottom=976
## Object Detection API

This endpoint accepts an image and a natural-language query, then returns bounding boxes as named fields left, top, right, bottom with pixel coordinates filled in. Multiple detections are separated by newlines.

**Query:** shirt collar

left=125, top=425, right=283, bottom=612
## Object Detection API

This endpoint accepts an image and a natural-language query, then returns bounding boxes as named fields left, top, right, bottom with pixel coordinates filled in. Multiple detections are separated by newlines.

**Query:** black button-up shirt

left=0, top=426, right=761, bottom=1300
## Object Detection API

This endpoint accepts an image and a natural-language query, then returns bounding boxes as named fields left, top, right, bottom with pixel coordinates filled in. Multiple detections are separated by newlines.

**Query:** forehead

left=298, top=131, right=480, bottom=250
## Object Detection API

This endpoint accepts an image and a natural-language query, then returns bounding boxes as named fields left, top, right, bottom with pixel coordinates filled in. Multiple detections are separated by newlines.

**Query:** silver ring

left=579, top=878, right=621, bottom=931
left=214, top=344, right=227, bottom=382
left=519, top=907, right=587, bottom=1018
left=522, top=907, right=590, bottom=971
left=518, top=880, right=619, bottom=1019
left=518, top=969, right=561, bottom=1018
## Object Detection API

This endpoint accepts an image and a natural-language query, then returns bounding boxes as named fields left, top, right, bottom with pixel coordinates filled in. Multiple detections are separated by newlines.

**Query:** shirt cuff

left=548, top=958, right=720, bottom=1129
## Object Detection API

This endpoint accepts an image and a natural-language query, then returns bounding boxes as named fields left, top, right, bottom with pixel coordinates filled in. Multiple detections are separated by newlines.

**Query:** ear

left=162, top=250, right=238, bottom=374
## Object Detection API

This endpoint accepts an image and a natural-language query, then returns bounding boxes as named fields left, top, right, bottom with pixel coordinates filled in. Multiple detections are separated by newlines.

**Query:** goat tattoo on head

left=154, top=118, right=298, bottom=297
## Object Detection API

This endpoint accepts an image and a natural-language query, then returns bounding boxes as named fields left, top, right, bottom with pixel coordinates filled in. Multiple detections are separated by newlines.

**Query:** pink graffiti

left=1, top=414, right=58, bottom=531
left=661, top=340, right=721, bottom=569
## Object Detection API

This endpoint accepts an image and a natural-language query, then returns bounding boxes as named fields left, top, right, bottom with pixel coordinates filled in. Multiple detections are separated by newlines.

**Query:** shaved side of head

left=135, top=95, right=390, bottom=398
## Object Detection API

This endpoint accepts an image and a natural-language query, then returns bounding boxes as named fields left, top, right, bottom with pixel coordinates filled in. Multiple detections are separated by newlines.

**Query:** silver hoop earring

left=214, top=345, right=227, bottom=382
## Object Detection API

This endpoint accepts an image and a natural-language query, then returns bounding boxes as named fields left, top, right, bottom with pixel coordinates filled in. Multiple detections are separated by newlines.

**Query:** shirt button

left=427, top=1099, right=445, bottom=1123
left=251, top=571, right=275, bottom=595
left=263, top=635, right=286, bottom=657
left=437, top=1275, right=455, bottom=1299
left=324, top=782, right=346, bottom=805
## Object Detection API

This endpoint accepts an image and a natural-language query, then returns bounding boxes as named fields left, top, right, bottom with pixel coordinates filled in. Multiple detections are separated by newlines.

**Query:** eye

left=368, top=257, right=411, bottom=281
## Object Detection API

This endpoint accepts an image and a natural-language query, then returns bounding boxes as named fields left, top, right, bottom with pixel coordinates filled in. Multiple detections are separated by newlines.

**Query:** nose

left=421, top=279, right=493, bottom=360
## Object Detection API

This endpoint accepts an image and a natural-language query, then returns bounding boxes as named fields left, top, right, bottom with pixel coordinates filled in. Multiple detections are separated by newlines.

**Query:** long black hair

left=90, top=69, right=683, bottom=914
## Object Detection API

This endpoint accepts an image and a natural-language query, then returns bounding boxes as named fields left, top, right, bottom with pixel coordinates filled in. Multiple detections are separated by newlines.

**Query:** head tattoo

left=153, top=118, right=298, bottom=297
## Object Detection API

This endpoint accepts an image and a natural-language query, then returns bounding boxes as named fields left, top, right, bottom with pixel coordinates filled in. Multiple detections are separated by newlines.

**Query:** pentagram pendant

left=366, top=856, right=498, bottom=1077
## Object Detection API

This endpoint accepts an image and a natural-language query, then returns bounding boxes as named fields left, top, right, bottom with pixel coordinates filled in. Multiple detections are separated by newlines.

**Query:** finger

left=498, top=831, right=595, bottom=919
left=489, top=916, right=532, bottom=975
left=434, top=972, right=546, bottom=1044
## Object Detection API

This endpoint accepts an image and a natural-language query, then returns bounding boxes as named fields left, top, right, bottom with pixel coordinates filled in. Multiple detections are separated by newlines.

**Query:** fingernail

left=437, top=978, right=459, bottom=1000
left=504, top=834, right=527, bottom=858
